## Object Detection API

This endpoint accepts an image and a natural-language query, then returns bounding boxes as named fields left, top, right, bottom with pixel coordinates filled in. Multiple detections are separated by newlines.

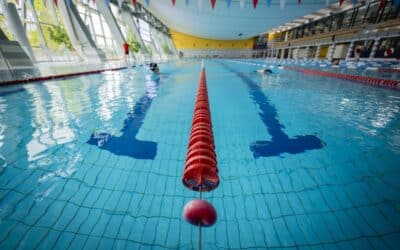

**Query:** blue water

left=0, top=59, right=400, bottom=249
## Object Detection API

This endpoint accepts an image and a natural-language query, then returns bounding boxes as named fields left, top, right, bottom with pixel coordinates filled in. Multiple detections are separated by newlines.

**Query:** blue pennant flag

left=145, top=0, right=150, bottom=6
left=227, top=0, right=232, bottom=8
left=351, top=0, right=357, bottom=5
left=266, top=0, right=271, bottom=7
left=105, top=0, right=110, bottom=6
left=186, top=0, right=189, bottom=6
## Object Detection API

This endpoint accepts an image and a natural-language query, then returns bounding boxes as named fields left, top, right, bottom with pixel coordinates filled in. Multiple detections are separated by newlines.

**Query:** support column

left=47, top=0, right=60, bottom=25
left=150, top=27, right=162, bottom=59
left=1, top=2, right=36, bottom=62
left=159, top=31, right=177, bottom=58
left=57, top=0, right=106, bottom=62
left=166, top=34, right=178, bottom=56
left=315, top=45, right=321, bottom=60
left=346, top=40, right=355, bottom=60
left=305, top=46, right=310, bottom=59
left=292, top=47, right=297, bottom=59
left=20, top=0, right=27, bottom=31
left=369, top=38, right=380, bottom=60
left=96, top=0, right=126, bottom=57
left=327, top=43, right=336, bottom=61
left=153, top=29, right=166, bottom=58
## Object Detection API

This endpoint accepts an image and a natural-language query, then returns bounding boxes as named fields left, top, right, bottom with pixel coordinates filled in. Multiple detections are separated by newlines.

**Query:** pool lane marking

left=87, top=75, right=159, bottom=160
left=220, top=62, right=325, bottom=158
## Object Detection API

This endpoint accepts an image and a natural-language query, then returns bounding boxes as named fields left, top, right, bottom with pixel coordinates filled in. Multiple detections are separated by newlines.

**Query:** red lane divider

left=378, top=68, right=400, bottom=73
left=182, top=62, right=218, bottom=239
left=0, top=66, right=128, bottom=86
left=285, top=66, right=400, bottom=88
left=182, top=64, right=219, bottom=193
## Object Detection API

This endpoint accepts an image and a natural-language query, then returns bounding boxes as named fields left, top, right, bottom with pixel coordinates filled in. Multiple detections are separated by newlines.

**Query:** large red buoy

left=183, top=199, right=217, bottom=227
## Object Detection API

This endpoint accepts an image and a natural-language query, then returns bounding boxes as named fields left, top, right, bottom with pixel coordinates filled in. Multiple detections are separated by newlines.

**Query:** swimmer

left=149, top=63, right=160, bottom=74
left=256, top=69, right=273, bottom=74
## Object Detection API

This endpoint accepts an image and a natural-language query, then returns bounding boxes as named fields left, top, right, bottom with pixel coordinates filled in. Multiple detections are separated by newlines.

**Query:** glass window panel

left=0, top=14, right=14, bottom=40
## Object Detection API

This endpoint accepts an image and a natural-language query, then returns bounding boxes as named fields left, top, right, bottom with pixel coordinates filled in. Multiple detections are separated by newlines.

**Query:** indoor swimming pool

left=0, top=59, right=399, bottom=249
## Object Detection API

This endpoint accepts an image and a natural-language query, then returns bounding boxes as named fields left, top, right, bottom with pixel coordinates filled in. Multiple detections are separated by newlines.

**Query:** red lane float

left=183, top=199, right=217, bottom=227
left=284, top=66, right=400, bottom=88
left=0, top=66, right=128, bottom=86
left=182, top=62, right=219, bottom=246
left=378, top=68, right=400, bottom=73
left=182, top=63, right=219, bottom=192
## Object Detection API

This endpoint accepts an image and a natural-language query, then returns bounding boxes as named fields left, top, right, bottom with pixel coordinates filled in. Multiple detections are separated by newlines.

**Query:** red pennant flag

left=132, top=0, right=137, bottom=8
left=253, top=0, right=258, bottom=8
left=211, top=0, right=216, bottom=9
left=379, top=0, right=386, bottom=10
left=54, top=0, right=58, bottom=6
left=339, top=0, right=344, bottom=6
left=172, top=0, right=176, bottom=6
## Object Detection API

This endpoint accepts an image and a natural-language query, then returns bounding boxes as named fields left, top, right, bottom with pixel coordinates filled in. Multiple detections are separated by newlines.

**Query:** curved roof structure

left=138, top=0, right=329, bottom=40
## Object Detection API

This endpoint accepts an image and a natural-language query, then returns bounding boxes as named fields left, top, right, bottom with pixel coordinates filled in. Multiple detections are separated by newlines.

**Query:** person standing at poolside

left=123, top=42, right=129, bottom=64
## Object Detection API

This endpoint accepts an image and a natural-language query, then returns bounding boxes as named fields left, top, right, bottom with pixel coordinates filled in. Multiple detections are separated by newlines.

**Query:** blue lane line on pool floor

left=220, top=62, right=325, bottom=158
left=87, top=76, right=159, bottom=160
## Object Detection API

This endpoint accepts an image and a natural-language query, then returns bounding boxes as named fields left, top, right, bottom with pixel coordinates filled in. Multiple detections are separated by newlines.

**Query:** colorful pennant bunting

left=253, top=0, right=258, bottom=8
left=211, top=0, right=216, bottom=9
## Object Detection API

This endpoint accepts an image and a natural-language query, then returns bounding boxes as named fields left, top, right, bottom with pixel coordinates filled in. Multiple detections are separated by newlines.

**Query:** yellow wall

left=171, top=30, right=254, bottom=50
left=319, top=46, right=329, bottom=58
left=268, top=32, right=281, bottom=42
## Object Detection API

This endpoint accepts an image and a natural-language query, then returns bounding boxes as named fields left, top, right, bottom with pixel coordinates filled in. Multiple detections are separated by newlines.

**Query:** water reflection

left=97, top=71, right=122, bottom=122
left=87, top=74, right=160, bottom=159
left=24, top=83, right=75, bottom=161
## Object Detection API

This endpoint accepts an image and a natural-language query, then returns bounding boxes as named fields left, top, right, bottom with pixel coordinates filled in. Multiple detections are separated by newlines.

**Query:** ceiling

left=138, top=0, right=330, bottom=40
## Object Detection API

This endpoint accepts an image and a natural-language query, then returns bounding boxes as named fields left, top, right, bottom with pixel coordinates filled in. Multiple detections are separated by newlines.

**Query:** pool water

left=0, top=59, right=399, bottom=249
